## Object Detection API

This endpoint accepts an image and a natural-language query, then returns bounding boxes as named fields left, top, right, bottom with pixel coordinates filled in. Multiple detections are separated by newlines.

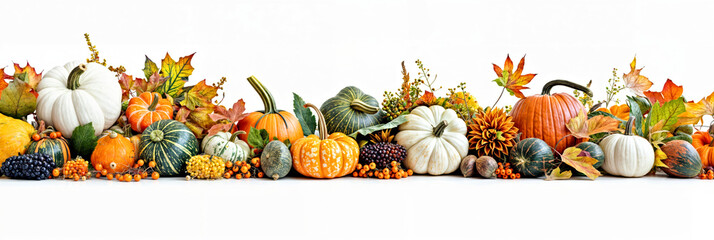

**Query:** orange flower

left=596, top=104, right=629, bottom=121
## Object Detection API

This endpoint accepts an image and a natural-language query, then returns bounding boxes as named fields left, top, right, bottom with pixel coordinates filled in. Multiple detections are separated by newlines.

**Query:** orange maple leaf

left=622, top=57, right=653, bottom=97
left=678, top=92, right=714, bottom=125
left=414, top=91, right=438, bottom=106
left=596, top=104, right=630, bottom=121
left=492, top=55, right=536, bottom=99
left=643, top=79, right=683, bottom=106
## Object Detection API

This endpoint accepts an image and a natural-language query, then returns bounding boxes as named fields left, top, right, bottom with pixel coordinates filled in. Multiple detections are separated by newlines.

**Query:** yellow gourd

left=0, top=113, right=36, bottom=166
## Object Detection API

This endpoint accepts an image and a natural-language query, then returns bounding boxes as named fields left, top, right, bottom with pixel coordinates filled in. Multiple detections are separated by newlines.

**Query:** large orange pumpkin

left=692, top=131, right=714, bottom=167
left=126, top=92, right=173, bottom=133
left=510, top=80, right=591, bottom=153
left=91, top=131, right=136, bottom=173
left=235, top=76, right=303, bottom=144
left=291, top=103, right=359, bottom=178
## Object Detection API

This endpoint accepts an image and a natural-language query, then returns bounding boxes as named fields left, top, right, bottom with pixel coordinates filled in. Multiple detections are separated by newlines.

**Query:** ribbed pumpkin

left=139, top=120, right=199, bottom=176
left=235, top=76, right=303, bottom=144
left=661, top=140, right=702, bottom=178
left=26, top=129, right=70, bottom=168
left=291, top=103, right=359, bottom=179
left=510, top=80, right=592, bottom=153
left=0, top=113, right=35, bottom=166
left=126, top=92, right=174, bottom=133
left=507, top=138, right=555, bottom=178
left=201, top=131, right=250, bottom=163
left=599, top=120, right=654, bottom=177
left=91, top=131, right=136, bottom=174
left=320, top=86, right=385, bottom=135
left=692, top=131, right=714, bottom=167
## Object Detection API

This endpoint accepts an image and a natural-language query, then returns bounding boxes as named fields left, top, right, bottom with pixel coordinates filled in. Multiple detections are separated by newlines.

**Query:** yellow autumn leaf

left=158, top=53, right=195, bottom=97
left=546, top=167, right=572, bottom=180
left=566, top=110, right=621, bottom=139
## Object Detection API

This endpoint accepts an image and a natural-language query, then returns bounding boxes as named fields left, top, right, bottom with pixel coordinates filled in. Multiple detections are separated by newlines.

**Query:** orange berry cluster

left=51, top=157, right=90, bottom=181
left=222, top=158, right=264, bottom=179
left=699, top=167, right=714, bottom=180
left=352, top=161, right=413, bottom=179
left=32, top=130, right=63, bottom=142
left=495, top=162, right=520, bottom=179
left=96, top=159, right=160, bottom=182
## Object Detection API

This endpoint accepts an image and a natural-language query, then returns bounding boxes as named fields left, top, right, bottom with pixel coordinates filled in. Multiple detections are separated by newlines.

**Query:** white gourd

left=395, top=105, right=468, bottom=175
left=201, top=131, right=250, bottom=162
left=599, top=120, right=654, bottom=177
left=36, top=61, right=122, bottom=138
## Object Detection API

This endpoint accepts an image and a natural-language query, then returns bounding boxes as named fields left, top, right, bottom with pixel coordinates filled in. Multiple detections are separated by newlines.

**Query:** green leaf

left=293, top=92, right=316, bottom=136
left=143, top=55, right=158, bottom=80
left=588, top=110, right=625, bottom=123
left=348, top=115, right=408, bottom=138
left=70, top=123, right=98, bottom=159
left=626, top=96, right=644, bottom=137
left=157, top=53, right=195, bottom=97
left=247, top=127, right=268, bottom=150
left=283, top=139, right=291, bottom=149
left=648, top=97, right=685, bottom=132
left=0, top=79, right=37, bottom=119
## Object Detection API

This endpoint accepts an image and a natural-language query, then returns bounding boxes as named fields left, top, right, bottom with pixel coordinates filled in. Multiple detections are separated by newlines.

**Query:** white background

left=2, top=0, right=714, bottom=239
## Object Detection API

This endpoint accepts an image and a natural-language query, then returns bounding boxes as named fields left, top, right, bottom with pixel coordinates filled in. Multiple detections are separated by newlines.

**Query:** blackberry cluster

left=359, top=143, right=407, bottom=169
left=1, top=153, right=55, bottom=180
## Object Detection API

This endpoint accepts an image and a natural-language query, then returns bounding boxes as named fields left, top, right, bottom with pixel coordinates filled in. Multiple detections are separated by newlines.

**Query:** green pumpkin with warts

left=261, top=140, right=292, bottom=180
left=507, top=138, right=555, bottom=178
left=320, top=86, right=385, bottom=135
left=139, top=120, right=199, bottom=176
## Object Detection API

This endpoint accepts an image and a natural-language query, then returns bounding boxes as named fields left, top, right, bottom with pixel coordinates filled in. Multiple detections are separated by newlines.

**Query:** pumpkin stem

left=109, top=131, right=118, bottom=139
left=304, top=103, right=328, bottom=140
left=541, top=80, right=592, bottom=97
left=67, top=64, right=87, bottom=90
left=624, top=118, right=634, bottom=136
left=229, top=131, right=246, bottom=142
left=147, top=93, right=161, bottom=111
left=433, top=120, right=448, bottom=137
left=149, top=130, right=164, bottom=142
left=272, top=173, right=280, bottom=180
left=350, top=99, right=379, bottom=114
left=247, top=75, right=277, bottom=114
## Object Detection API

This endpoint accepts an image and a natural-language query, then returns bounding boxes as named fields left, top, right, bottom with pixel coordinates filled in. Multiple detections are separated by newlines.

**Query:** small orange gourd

left=91, top=131, right=136, bottom=173
left=126, top=92, right=174, bottom=133
left=291, top=103, right=359, bottom=178
left=692, top=130, right=714, bottom=167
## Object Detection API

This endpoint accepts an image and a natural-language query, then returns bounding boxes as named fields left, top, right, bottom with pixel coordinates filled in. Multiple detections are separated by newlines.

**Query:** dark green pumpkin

left=139, top=120, right=199, bottom=176
left=561, top=142, right=605, bottom=176
left=26, top=137, right=70, bottom=168
left=320, top=86, right=385, bottom=135
left=507, top=138, right=555, bottom=178
left=260, top=140, right=292, bottom=180
left=661, top=140, right=702, bottom=178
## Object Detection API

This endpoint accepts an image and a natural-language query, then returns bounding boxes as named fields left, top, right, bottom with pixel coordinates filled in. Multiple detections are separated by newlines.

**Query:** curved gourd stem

left=350, top=99, right=379, bottom=114
left=305, top=103, right=328, bottom=140
left=229, top=130, right=246, bottom=142
left=541, top=80, right=593, bottom=97
left=247, top=75, right=289, bottom=128
left=432, top=120, right=448, bottom=137
left=67, top=64, right=87, bottom=90
left=624, top=118, right=634, bottom=136
left=150, top=130, right=164, bottom=142
left=147, top=93, right=161, bottom=111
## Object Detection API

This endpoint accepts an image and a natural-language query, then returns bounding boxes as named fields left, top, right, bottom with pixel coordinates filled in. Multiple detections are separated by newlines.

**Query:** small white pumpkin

left=36, top=61, right=122, bottom=138
left=201, top=131, right=250, bottom=162
left=395, top=105, right=468, bottom=175
left=599, top=120, right=654, bottom=177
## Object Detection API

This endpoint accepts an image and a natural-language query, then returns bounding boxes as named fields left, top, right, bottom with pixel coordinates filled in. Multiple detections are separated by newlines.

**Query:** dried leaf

left=566, top=110, right=588, bottom=138
left=414, top=91, right=438, bottom=106
left=622, top=57, right=653, bottom=97
left=180, top=80, right=218, bottom=110
left=175, top=107, right=190, bottom=122
left=492, top=55, right=536, bottom=99
left=158, top=53, right=195, bottom=97
left=678, top=92, right=714, bottom=125
left=654, top=145, right=669, bottom=168
left=643, top=79, right=683, bottom=106
left=143, top=55, right=159, bottom=80
left=596, top=104, right=630, bottom=121
left=207, top=99, right=248, bottom=135
left=0, top=79, right=37, bottom=119
left=13, top=62, right=42, bottom=89
left=560, top=147, right=601, bottom=180
left=546, top=167, right=572, bottom=180
left=135, top=72, right=167, bottom=94
left=566, top=110, right=620, bottom=139
left=118, top=73, right=135, bottom=101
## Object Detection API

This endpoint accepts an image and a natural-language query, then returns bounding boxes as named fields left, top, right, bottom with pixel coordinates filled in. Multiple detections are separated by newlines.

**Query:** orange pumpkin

left=235, top=76, right=303, bottom=144
left=692, top=131, right=714, bottom=167
left=91, top=131, right=136, bottom=173
left=510, top=80, right=591, bottom=153
left=126, top=92, right=174, bottom=133
left=291, top=103, right=359, bottom=178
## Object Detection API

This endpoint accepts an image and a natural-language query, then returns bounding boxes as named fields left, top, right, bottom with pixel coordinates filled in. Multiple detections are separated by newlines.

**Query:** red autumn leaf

left=135, top=72, right=168, bottom=95
left=560, top=147, right=601, bottom=180
left=13, top=62, right=42, bottom=89
left=643, top=79, right=683, bottom=106
left=118, top=73, right=135, bottom=102
left=492, top=55, right=536, bottom=99
left=414, top=91, right=438, bottom=106
left=622, top=57, right=653, bottom=97
left=208, top=99, right=249, bottom=135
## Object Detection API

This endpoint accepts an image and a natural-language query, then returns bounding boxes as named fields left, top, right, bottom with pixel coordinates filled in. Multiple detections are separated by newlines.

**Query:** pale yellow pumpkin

left=0, top=113, right=36, bottom=166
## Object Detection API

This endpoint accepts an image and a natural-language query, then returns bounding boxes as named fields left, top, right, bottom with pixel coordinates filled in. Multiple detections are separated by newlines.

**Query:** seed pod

left=475, top=156, right=498, bottom=178
left=460, top=155, right=477, bottom=177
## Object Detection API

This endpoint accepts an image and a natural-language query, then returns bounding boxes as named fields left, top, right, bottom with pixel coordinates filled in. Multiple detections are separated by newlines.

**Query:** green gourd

left=261, top=140, right=292, bottom=180
left=139, top=120, right=199, bottom=176
left=320, top=86, right=385, bottom=135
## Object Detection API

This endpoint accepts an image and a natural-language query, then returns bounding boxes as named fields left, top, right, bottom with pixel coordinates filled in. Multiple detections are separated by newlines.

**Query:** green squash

left=507, top=138, right=555, bottom=178
left=260, top=140, right=292, bottom=180
left=320, top=86, right=385, bottom=135
left=26, top=137, right=70, bottom=168
left=661, top=140, right=702, bottom=178
left=561, top=142, right=604, bottom=176
left=139, top=120, right=199, bottom=176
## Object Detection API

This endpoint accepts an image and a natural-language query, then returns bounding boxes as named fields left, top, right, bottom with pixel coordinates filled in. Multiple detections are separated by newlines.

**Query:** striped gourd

left=201, top=131, right=250, bottom=163
left=320, top=86, right=385, bottom=135
left=139, top=120, right=199, bottom=176
left=507, top=138, right=555, bottom=178
left=26, top=137, right=71, bottom=168
left=661, top=140, right=702, bottom=178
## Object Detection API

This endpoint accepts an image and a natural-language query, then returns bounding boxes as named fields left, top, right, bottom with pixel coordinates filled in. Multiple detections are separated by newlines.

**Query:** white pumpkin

left=395, top=105, right=468, bottom=175
left=37, top=61, right=122, bottom=138
left=201, top=131, right=250, bottom=162
left=599, top=122, right=654, bottom=177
